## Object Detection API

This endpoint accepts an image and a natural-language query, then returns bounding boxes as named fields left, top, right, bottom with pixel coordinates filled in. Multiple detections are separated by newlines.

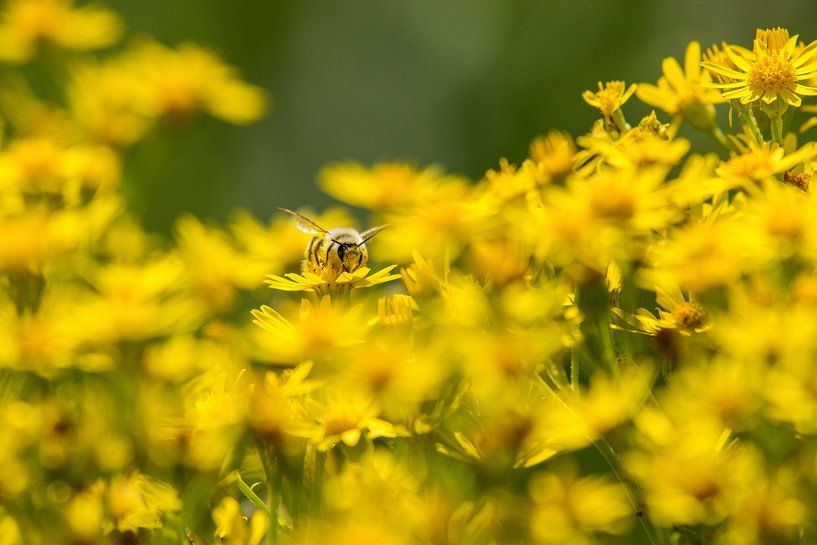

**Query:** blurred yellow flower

left=212, top=496, right=268, bottom=545
left=0, top=0, right=122, bottom=62
left=252, top=296, right=369, bottom=364
left=320, top=162, right=466, bottom=211
left=529, top=463, right=631, bottom=545
left=638, top=41, right=724, bottom=131
left=127, top=39, right=268, bottom=125
left=107, top=472, right=181, bottom=533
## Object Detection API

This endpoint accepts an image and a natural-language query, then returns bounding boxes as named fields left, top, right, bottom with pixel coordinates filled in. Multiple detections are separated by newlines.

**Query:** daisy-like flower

left=300, top=388, right=406, bottom=452
left=702, top=28, right=817, bottom=109
left=0, top=0, right=123, bottom=63
left=637, top=41, right=725, bottom=132
left=716, top=139, right=817, bottom=186
left=264, top=265, right=400, bottom=297
left=251, top=296, right=369, bottom=364
left=613, top=279, right=709, bottom=338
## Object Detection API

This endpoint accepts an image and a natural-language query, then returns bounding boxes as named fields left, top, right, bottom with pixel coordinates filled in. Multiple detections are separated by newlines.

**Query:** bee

left=278, top=208, right=387, bottom=279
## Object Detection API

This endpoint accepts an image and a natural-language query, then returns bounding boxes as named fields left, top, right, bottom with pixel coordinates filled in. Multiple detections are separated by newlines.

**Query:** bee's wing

left=278, top=207, right=330, bottom=236
left=359, top=224, right=388, bottom=244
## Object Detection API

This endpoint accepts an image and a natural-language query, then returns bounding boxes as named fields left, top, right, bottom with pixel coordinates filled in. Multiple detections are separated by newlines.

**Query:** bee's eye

left=337, top=245, right=346, bottom=261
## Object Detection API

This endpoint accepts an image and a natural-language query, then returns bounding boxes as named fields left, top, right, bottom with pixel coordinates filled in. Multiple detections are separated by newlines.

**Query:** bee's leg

left=325, top=240, right=335, bottom=266
left=356, top=253, right=363, bottom=270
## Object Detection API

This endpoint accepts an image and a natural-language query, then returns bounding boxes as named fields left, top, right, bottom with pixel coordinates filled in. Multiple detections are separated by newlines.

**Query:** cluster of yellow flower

left=1, top=3, right=817, bottom=543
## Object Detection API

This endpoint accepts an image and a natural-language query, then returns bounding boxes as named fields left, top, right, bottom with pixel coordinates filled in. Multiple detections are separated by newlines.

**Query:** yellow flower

left=127, top=39, right=268, bottom=125
left=319, top=162, right=466, bottom=211
left=0, top=137, right=121, bottom=197
left=67, top=58, right=152, bottom=147
left=107, top=472, right=181, bottom=533
left=637, top=41, right=724, bottom=131
left=660, top=357, right=762, bottom=430
left=0, top=509, right=21, bottom=545
left=175, top=215, right=268, bottom=313
left=249, top=361, right=319, bottom=441
left=719, top=468, right=806, bottom=545
left=538, top=168, right=677, bottom=275
left=528, top=130, right=576, bottom=183
left=702, top=27, right=817, bottom=109
left=577, top=120, right=691, bottom=171
left=644, top=219, right=764, bottom=294
left=529, top=463, right=631, bottom=545
left=264, top=265, right=401, bottom=296
left=582, top=81, right=637, bottom=119
left=0, top=199, right=118, bottom=273
left=76, top=255, right=201, bottom=344
left=624, top=412, right=741, bottom=526
left=483, top=158, right=540, bottom=203
left=614, top=279, right=709, bottom=337
left=717, top=139, right=817, bottom=186
left=65, top=482, right=105, bottom=541
left=301, top=388, right=405, bottom=451
left=0, top=0, right=122, bottom=63
left=531, top=366, right=654, bottom=453
left=251, top=296, right=368, bottom=364
left=400, top=250, right=448, bottom=302
left=212, top=497, right=268, bottom=545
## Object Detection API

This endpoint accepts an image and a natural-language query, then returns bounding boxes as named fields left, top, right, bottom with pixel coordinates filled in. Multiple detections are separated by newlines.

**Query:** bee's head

left=337, top=241, right=367, bottom=272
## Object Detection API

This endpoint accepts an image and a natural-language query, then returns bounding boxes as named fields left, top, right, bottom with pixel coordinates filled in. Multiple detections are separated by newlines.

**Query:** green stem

left=311, top=450, right=326, bottom=513
left=236, top=474, right=270, bottom=515
left=258, top=440, right=281, bottom=545
left=594, top=439, right=664, bottom=545
left=570, top=347, right=579, bottom=390
left=770, top=114, right=784, bottom=145
left=708, top=126, right=735, bottom=153
left=737, top=104, right=765, bottom=145
left=531, top=373, right=664, bottom=545
left=612, top=109, right=629, bottom=135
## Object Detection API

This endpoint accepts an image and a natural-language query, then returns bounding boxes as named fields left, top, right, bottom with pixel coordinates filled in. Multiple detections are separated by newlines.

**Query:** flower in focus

left=582, top=81, right=637, bottom=134
left=264, top=265, right=401, bottom=296
left=582, top=81, right=637, bottom=118
left=702, top=27, right=817, bottom=109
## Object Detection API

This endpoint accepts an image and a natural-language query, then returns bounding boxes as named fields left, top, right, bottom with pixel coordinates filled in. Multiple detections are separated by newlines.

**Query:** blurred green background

left=114, top=0, right=816, bottom=232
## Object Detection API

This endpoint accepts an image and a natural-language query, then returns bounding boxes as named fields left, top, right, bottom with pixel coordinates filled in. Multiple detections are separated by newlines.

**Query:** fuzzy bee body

left=278, top=208, right=386, bottom=280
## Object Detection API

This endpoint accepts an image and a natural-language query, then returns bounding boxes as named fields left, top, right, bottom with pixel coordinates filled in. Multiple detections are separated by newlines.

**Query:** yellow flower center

left=322, top=410, right=361, bottom=436
left=596, top=82, right=627, bottom=117
left=747, top=54, right=796, bottom=93
left=590, top=189, right=635, bottom=220
left=721, top=148, right=776, bottom=181
left=673, top=302, right=707, bottom=330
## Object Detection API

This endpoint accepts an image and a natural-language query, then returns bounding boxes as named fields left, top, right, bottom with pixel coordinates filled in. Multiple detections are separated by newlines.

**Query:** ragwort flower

left=703, top=27, right=817, bottom=109
left=638, top=41, right=725, bottom=131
